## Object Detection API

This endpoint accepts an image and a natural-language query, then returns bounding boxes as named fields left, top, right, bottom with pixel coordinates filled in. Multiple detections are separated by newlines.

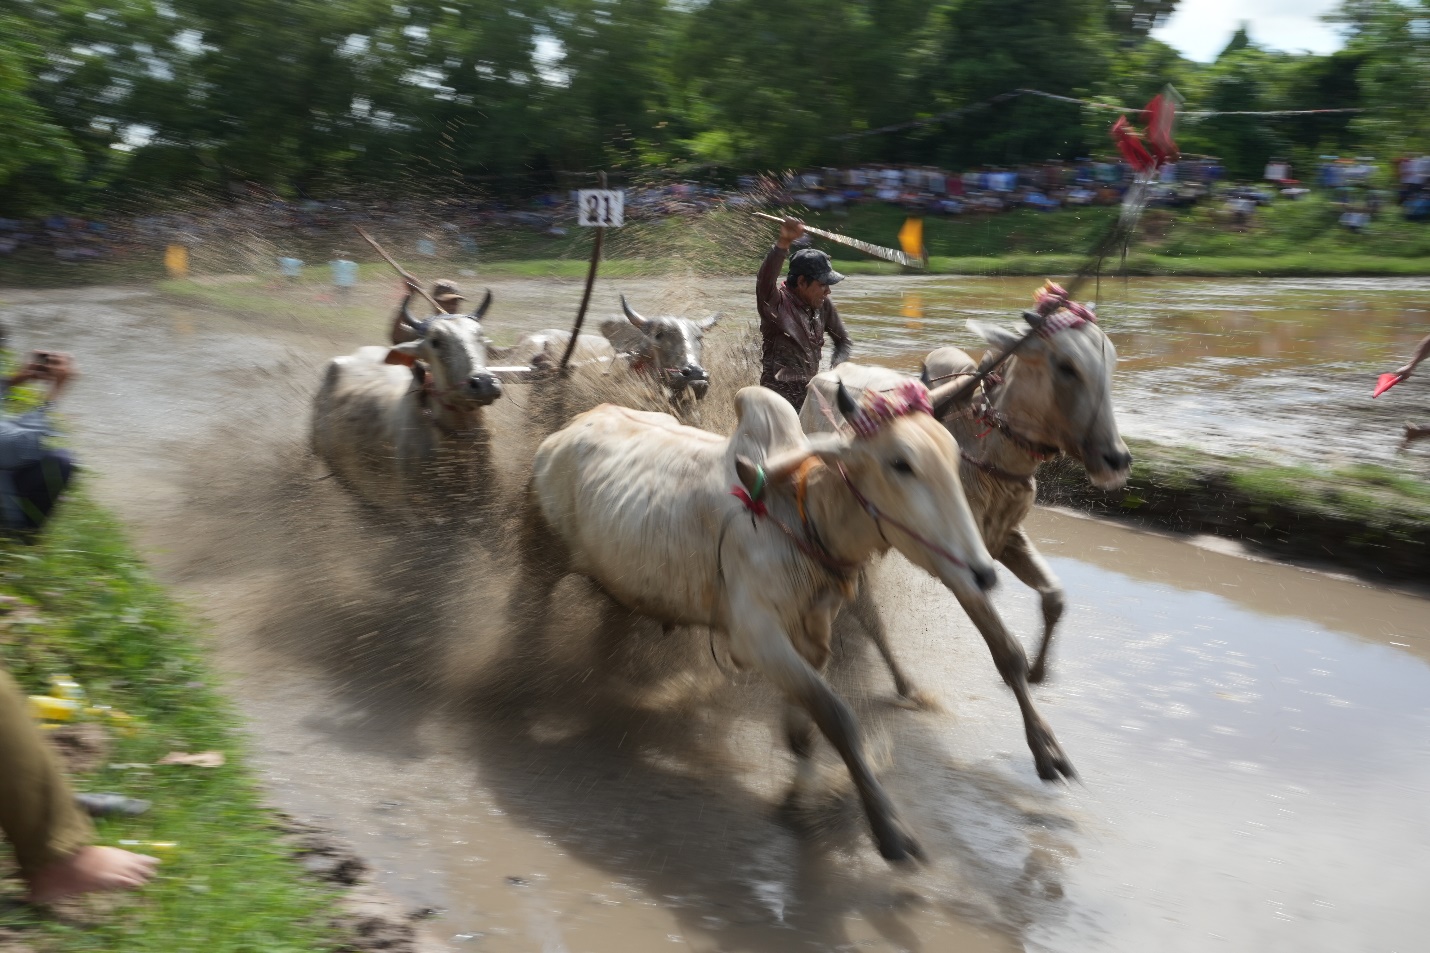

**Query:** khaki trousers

left=0, top=667, right=92, bottom=876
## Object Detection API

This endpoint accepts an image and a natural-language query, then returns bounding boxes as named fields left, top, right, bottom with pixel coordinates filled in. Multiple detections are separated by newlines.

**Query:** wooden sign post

left=560, top=172, right=624, bottom=372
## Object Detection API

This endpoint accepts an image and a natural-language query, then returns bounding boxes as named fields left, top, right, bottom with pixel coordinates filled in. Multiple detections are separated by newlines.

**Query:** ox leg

left=847, top=579, right=938, bottom=711
left=731, top=610, right=922, bottom=864
left=999, top=528, right=1066, bottom=685
left=951, top=590, right=1075, bottom=783
left=782, top=703, right=820, bottom=801
left=505, top=494, right=570, bottom=653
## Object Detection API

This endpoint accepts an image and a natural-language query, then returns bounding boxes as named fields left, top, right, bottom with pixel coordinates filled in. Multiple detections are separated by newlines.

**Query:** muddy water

left=1, top=284, right=1428, bottom=951
left=831, top=275, right=1430, bottom=467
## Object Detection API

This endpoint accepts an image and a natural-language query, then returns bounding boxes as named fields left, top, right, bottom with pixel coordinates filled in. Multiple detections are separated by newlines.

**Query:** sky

left=1152, top=0, right=1348, bottom=62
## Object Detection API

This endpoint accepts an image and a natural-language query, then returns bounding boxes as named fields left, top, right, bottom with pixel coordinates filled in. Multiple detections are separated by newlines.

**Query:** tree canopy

left=0, top=0, right=1417, bottom=215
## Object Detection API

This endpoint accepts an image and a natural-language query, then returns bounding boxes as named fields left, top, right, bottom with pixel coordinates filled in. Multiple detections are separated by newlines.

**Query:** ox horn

left=620, top=294, right=654, bottom=333
left=468, top=288, right=493, bottom=321
left=835, top=381, right=858, bottom=418
left=928, top=378, right=963, bottom=418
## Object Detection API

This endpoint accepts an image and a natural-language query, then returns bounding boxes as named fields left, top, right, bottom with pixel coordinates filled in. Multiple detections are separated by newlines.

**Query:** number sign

left=577, top=189, right=624, bottom=228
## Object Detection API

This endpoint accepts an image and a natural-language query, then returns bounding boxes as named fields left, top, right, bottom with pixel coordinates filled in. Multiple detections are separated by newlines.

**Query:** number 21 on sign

left=577, top=189, right=624, bottom=228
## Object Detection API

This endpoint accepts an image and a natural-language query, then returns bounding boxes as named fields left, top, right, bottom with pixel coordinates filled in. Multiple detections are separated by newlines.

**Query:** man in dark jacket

left=756, top=217, right=852, bottom=409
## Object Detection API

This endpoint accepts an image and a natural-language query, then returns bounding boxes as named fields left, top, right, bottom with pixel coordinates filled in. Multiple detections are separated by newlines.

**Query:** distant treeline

left=2, top=0, right=1424, bottom=216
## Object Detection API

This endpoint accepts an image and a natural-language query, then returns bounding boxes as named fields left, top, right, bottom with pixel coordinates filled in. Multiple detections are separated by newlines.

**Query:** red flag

left=1145, top=94, right=1178, bottom=164
left=1110, top=93, right=1179, bottom=174
left=1111, top=116, right=1155, bottom=173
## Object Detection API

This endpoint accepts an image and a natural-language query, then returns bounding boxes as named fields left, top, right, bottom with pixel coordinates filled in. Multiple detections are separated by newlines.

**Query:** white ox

left=489, top=330, right=616, bottom=373
left=311, top=295, right=502, bottom=510
left=598, top=295, right=720, bottom=399
left=802, top=308, right=1130, bottom=694
left=492, top=295, right=718, bottom=398
left=513, top=383, right=1073, bottom=863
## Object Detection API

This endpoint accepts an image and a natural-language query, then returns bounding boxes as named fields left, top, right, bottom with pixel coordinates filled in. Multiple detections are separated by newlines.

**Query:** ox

left=488, top=330, right=616, bottom=374
left=311, top=293, right=502, bottom=510
left=512, top=383, right=1073, bottom=862
left=802, top=298, right=1130, bottom=695
left=598, top=295, right=719, bottom=399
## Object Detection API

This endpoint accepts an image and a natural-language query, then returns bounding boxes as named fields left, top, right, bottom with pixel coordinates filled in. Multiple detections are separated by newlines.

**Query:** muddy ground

left=1, top=282, right=1428, bottom=952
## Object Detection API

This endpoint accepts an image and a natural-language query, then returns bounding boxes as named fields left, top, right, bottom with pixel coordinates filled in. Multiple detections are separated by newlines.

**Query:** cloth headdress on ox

left=845, top=379, right=933, bottom=439
left=1032, top=280, right=1097, bottom=338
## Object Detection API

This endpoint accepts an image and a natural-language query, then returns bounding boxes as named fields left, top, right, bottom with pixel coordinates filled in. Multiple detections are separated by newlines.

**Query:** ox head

left=965, top=313, right=1131, bottom=489
left=617, top=294, right=719, bottom=399
left=739, top=379, right=998, bottom=598
left=386, top=290, right=503, bottom=407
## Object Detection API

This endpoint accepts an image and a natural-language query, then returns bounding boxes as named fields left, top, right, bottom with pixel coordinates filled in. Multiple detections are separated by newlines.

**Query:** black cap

left=787, top=248, right=844, bottom=286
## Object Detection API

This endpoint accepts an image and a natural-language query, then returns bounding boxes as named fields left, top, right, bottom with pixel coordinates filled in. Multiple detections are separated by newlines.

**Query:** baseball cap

left=787, top=248, right=844, bottom=286
left=432, top=279, right=466, bottom=303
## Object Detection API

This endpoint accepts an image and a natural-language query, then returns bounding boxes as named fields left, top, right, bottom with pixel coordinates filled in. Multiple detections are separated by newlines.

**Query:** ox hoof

left=1028, top=660, right=1048, bottom=685
left=893, top=689, right=944, bottom=714
left=1029, top=723, right=1076, bottom=783
left=873, top=819, right=924, bottom=865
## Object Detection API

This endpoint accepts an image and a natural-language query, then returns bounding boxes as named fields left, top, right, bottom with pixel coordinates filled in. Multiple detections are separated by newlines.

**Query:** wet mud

left=0, top=283, right=1427, bottom=951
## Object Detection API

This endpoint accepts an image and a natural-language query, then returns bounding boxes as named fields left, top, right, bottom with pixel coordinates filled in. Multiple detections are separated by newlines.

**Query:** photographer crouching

left=0, top=350, right=77, bottom=538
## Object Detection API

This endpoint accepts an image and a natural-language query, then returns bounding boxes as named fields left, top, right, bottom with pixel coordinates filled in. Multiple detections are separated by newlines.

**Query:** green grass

left=11, top=194, right=1430, bottom=289
left=1040, top=437, right=1430, bottom=577
left=0, top=493, right=339, bottom=952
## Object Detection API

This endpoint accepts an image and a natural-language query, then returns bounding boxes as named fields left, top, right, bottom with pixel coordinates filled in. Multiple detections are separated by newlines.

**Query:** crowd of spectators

left=767, top=159, right=1235, bottom=218
left=0, top=182, right=732, bottom=265
left=5, top=153, right=1430, bottom=266
left=1396, top=155, right=1430, bottom=222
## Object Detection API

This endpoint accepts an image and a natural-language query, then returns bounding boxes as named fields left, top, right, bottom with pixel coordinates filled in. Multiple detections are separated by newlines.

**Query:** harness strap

left=961, top=449, right=1034, bottom=487
left=730, top=468, right=860, bottom=583
left=833, top=462, right=969, bottom=570
left=972, top=397, right=1060, bottom=461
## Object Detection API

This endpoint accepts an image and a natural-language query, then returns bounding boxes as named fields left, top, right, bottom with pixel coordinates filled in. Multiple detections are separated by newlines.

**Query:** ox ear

left=620, top=294, right=655, bottom=334
left=384, top=340, right=423, bottom=366
left=736, top=434, right=846, bottom=493
left=698, top=312, right=721, bottom=331
left=966, top=319, right=1032, bottom=354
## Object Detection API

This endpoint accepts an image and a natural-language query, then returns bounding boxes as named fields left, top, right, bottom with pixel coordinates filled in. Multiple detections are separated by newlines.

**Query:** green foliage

left=0, top=492, right=339, bottom=950
left=0, top=0, right=1424, bottom=215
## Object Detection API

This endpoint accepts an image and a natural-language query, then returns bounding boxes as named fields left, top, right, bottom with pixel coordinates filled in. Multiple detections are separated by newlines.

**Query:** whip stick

left=560, top=171, right=607, bottom=372
left=354, top=225, right=441, bottom=311
left=752, top=211, right=923, bottom=268
left=935, top=174, right=1155, bottom=405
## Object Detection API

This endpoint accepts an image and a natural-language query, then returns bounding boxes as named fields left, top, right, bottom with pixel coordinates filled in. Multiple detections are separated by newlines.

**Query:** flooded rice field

left=0, top=280, right=1427, bottom=951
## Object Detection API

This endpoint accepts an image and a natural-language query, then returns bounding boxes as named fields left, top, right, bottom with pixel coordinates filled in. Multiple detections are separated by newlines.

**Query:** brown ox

left=513, top=384, right=1074, bottom=863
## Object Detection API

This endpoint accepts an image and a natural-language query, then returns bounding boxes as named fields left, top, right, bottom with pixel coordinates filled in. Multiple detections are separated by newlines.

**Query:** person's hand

left=9, top=355, right=41, bottom=388
left=777, top=216, right=806, bottom=249
left=1395, top=363, right=1414, bottom=380
left=39, top=352, right=75, bottom=399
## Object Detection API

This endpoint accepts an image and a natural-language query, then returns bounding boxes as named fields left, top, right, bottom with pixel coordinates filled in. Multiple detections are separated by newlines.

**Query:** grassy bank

left=1038, top=439, right=1430, bottom=581
left=0, top=493, right=339, bottom=951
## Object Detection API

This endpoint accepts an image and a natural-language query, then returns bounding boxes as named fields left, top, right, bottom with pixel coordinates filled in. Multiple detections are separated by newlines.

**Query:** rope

left=831, top=87, right=1363, bottom=140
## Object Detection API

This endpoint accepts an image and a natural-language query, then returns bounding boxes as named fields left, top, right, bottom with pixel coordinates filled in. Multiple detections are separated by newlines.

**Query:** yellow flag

left=164, top=244, right=189, bottom=278
left=898, top=217, right=924, bottom=261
